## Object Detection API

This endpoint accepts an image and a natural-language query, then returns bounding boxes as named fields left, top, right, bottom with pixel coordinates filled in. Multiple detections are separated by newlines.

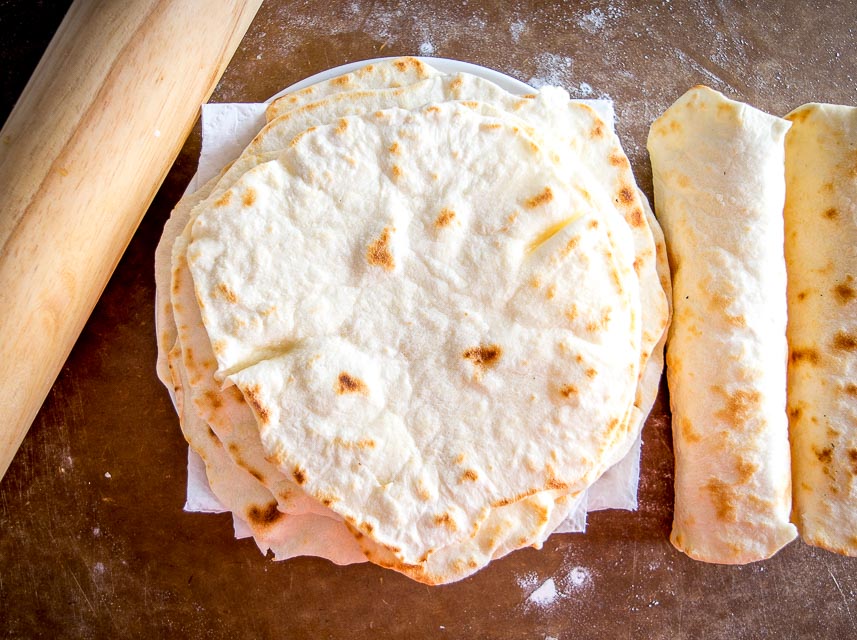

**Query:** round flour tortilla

left=188, top=103, right=642, bottom=578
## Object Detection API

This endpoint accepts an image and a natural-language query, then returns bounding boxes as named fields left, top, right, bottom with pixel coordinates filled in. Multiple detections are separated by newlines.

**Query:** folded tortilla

left=785, top=103, right=857, bottom=556
left=648, top=85, right=798, bottom=563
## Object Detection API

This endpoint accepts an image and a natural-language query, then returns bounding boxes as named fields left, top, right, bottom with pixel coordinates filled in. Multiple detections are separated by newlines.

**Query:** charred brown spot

left=242, top=188, right=256, bottom=207
left=790, top=347, right=821, bottom=365
left=242, top=384, right=271, bottom=425
left=679, top=416, right=701, bottom=443
left=389, top=141, right=400, bottom=154
left=609, top=152, right=629, bottom=167
left=463, top=344, right=502, bottom=372
left=206, top=426, right=218, bottom=440
left=435, top=208, right=456, bottom=228
left=367, top=227, right=395, bottom=270
left=628, top=208, right=645, bottom=227
left=216, top=282, right=237, bottom=303
left=559, top=384, right=578, bottom=398
left=591, top=121, right=605, bottom=138
left=797, top=290, right=809, bottom=302
left=816, top=446, right=834, bottom=465
left=247, top=502, right=284, bottom=526
left=336, top=372, right=368, bottom=395
left=585, top=368, right=597, bottom=379
left=705, top=478, right=737, bottom=522
left=848, top=449, right=857, bottom=475
left=461, top=469, right=479, bottom=482
left=433, top=513, right=458, bottom=531
left=823, top=207, right=839, bottom=220
left=617, top=186, right=634, bottom=206
left=524, top=186, right=553, bottom=209
left=360, top=521, right=374, bottom=534
left=833, top=331, right=857, bottom=352
left=293, top=466, right=307, bottom=485
left=715, top=388, right=761, bottom=429
left=214, top=190, right=232, bottom=207
left=834, top=277, right=856, bottom=303
left=788, top=405, right=802, bottom=421
left=204, top=389, right=223, bottom=410
left=844, top=383, right=857, bottom=397
left=394, top=60, right=407, bottom=71
left=336, top=118, right=349, bottom=134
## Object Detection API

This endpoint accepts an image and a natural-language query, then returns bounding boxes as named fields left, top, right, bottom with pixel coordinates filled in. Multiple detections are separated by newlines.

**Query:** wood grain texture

left=0, top=0, right=262, bottom=479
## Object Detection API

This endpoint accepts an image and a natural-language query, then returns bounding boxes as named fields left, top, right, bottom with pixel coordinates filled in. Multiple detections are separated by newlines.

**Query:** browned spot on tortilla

left=679, top=416, right=701, bottom=443
left=524, top=186, right=553, bottom=209
left=797, top=290, right=809, bottom=302
left=585, top=368, right=597, bottom=379
left=435, top=208, right=456, bottom=228
left=214, top=190, right=232, bottom=207
left=242, top=384, right=271, bottom=425
left=546, top=284, right=557, bottom=300
left=463, top=344, right=502, bottom=372
left=617, top=185, right=634, bottom=206
left=559, top=384, right=578, bottom=398
left=242, top=188, right=256, bottom=207
left=736, top=458, right=758, bottom=483
left=360, top=521, right=374, bottom=534
left=609, top=152, right=629, bottom=167
left=787, top=107, right=812, bottom=124
left=367, top=227, right=395, bottom=270
left=530, top=276, right=541, bottom=288
left=204, top=389, right=223, bottom=410
left=587, top=219, right=598, bottom=230
left=834, top=277, right=856, bottom=304
left=844, top=382, right=857, bottom=397
left=394, top=60, right=407, bottom=71
left=847, top=449, right=857, bottom=476
left=628, top=208, right=645, bottom=227
left=292, top=466, right=307, bottom=485
left=823, top=207, right=839, bottom=220
left=788, top=405, right=802, bottom=421
left=790, top=347, right=821, bottom=365
left=333, top=436, right=375, bottom=449
left=389, top=141, right=400, bottom=154
left=247, top=503, right=283, bottom=526
left=591, top=121, right=605, bottom=138
left=336, top=118, right=349, bottom=134
left=715, top=388, right=761, bottom=429
left=705, top=478, right=737, bottom=522
left=480, top=122, right=502, bottom=131
left=833, top=331, right=857, bottom=351
left=391, top=164, right=403, bottom=179
left=206, top=426, right=218, bottom=440
left=454, top=453, right=465, bottom=464
left=449, top=76, right=463, bottom=90
left=460, top=469, right=479, bottom=482
left=216, top=282, right=237, bottom=303
left=815, top=446, right=834, bottom=469
left=332, top=74, right=351, bottom=86
left=433, top=513, right=458, bottom=531
left=336, top=372, right=368, bottom=396
left=425, top=105, right=441, bottom=113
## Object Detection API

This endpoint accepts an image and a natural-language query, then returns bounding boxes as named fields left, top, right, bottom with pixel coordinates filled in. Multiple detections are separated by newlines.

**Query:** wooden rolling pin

left=0, top=0, right=263, bottom=480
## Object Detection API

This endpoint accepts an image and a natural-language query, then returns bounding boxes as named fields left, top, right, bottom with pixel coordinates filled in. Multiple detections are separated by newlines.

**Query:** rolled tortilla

left=785, top=103, right=857, bottom=556
left=647, top=85, right=798, bottom=563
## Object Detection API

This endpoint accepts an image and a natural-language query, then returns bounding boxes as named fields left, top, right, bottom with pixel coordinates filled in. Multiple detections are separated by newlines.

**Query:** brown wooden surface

left=2, top=1, right=856, bottom=638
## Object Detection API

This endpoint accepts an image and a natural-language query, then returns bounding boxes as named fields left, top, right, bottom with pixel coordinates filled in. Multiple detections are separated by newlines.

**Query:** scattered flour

left=527, top=52, right=574, bottom=89
left=510, top=19, right=526, bottom=43
left=578, top=7, right=606, bottom=33
left=516, top=571, right=540, bottom=591
left=562, top=566, right=592, bottom=592
left=528, top=578, right=558, bottom=607
left=93, top=562, right=105, bottom=575
left=419, top=41, right=435, bottom=56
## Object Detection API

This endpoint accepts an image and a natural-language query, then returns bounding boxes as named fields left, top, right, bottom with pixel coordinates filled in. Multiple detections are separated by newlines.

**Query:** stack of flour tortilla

left=155, top=57, right=671, bottom=584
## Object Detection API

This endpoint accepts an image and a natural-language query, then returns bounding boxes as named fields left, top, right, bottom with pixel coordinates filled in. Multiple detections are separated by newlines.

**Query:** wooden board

left=1, top=1, right=856, bottom=637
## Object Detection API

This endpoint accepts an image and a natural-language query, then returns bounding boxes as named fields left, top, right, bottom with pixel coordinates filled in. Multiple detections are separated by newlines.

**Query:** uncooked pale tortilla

left=785, top=103, right=857, bottom=556
left=648, top=85, right=798, bottom=563
left=189, top=103, right=642, bottom=580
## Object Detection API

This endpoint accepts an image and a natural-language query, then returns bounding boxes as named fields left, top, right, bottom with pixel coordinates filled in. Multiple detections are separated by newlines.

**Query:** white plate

left=268, top=56, right=534, bottom=102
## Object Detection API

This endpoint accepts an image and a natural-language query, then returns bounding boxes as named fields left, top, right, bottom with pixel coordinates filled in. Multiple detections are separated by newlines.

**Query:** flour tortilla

left=189, top=103, right=642, bottom=580
left=265, top=57, right=442, bottom=121
left=784, top=103, right=857, bottom=556
left=648, top=85, right=797, bottom=563
left=182, top=76, right=668, bottom=531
